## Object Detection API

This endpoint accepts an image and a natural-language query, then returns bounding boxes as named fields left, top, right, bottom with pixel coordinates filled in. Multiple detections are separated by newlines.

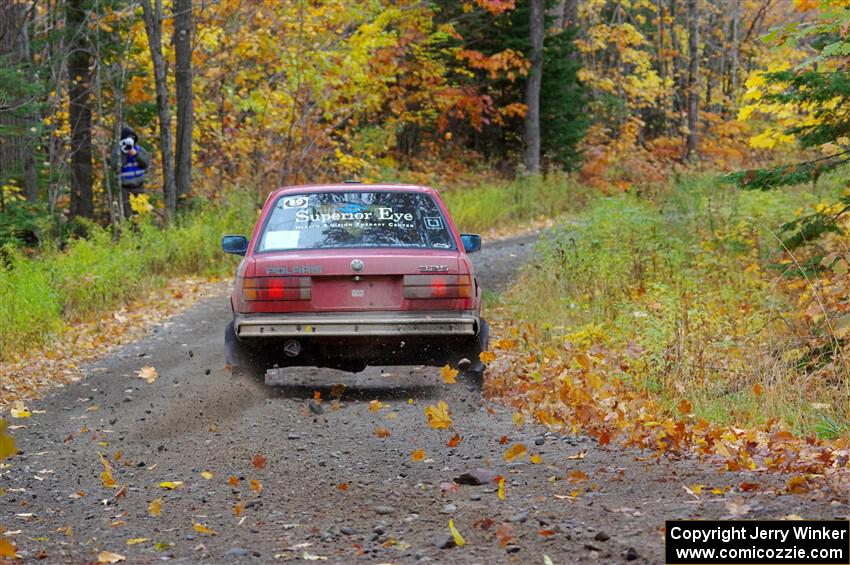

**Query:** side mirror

left=460, top=233, right=482, bottom=254
left=222, top=235, right=249, bottom=256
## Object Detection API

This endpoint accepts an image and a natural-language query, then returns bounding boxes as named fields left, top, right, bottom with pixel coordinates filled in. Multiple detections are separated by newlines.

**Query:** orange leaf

left=252, top=454, right=267, bottom=469
left=411, top=449, right=425, bottom=462
left=233, top=501, right=245, bottom=516
left=0, top=539, right=16, bottom=558
left=250, top=479, right=262, bottom=493
left=374, top=427, right=391, bottom=438
left=753, top=383, right=764, bottom=397
left=440, top=365, right=459, bottom=384
left=338, top=482, right=349, bottom=491
left=568, top=470, right=588, bottom=483
left=786, top=475, right=809, bottom=494
left=228, top=476, right=239, bottom=487
left=479, top=351, right=496, bottom=364
left=678, top=398, right=693, bottom=414
left=503, top=443, right=527, bottom=461
left=598, top=431, right=611, bottom=446
left=447, top=433, right=462, bottom=448
left=313, top=391, right=322, bottom=403
left=498, top=435, right=509, bottom=445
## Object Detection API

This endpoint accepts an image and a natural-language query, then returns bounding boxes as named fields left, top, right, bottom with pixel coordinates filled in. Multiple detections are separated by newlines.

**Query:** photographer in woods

left=110, top=126, right=149, bottom=218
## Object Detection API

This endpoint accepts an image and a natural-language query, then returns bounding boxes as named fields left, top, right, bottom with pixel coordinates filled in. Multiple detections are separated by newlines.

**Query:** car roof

left=268, top=183, right=437, bottom=200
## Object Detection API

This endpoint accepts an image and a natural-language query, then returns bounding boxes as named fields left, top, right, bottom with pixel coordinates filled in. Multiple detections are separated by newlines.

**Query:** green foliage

left=730, top=2, right=849, bottom=248
left=442, top=174, right=593, bottom=233
left=540, top=26, right=589, bottom=169
left=0, top=193, right=257, bottom=361
left=507, top=175, right=845, bottom=434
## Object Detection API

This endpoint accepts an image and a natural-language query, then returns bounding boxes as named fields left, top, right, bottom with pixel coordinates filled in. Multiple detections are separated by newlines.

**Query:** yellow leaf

left=97, top=551, right=126, bottom=563
left=137, top=366, right=158, bottom=384
left=10, top=400, right=31, bottom=419
left=201, top=471, right=214, bottom=480
left=424, top=401, right=452, bottom=429
left=448, top=519, right=466, bottom=547
left=440, top=365, right=458, bottom=384
left=126, top=538, right=149, bottom=546
left=530, top=454, right=542, bottom=464
left=479, top=351, right=496, bottom=364
left=159, top=481, right=183, bottom=490
left=193, top=522, right=217, bottom=536
left=148, top=498, right=162, bottom=517
left=0, top=420, right=17, bottom=460
left=512, top=412, right=525, bottom=429
left=369, top=400, right=387, bottom=412
left=411, top=449, right=425, bottom=462
left=98, top=452, right=117, bottom=488
left=0, top=539, right=16, bottom=558
left=250, top=479, right=262, bottom=492
left=234, top=501, right=245, bottom=516
left=497, top=477, right=505, bottom=500
left=503, top=443, right=527, bottom=461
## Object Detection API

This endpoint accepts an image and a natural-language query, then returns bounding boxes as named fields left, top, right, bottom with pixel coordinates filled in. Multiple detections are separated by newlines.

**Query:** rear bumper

left=234, top=310, right=481, bottom=339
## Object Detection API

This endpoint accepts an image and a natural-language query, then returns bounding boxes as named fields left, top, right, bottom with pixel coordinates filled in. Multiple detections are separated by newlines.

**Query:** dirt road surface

left=2, top=232, right=843, bottom=564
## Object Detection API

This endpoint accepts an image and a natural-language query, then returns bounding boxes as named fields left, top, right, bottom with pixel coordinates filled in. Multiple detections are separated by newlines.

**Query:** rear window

left=257, top=191, right=456, bottom=252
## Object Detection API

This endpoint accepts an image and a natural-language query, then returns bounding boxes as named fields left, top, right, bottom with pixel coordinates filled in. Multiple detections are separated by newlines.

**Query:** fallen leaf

left=148, top=498, right=162, bottom=517
left=330, top=384, right=346, bottom=399
left=252, top=454, right=267, bottom=469
left=497, top=477, right=505, bottom=500
left=374, top=427, right=391, bottom=438
left=424, top=401, right=453, bottom=429
left=302, top=552, right=327, bottom=561
left=234, top=501, right=245, bottom=516
left=512, top=412, right=525, bottom=428
left=10, top=400, right=31, bottom=419
left=567, top=450, right=587, bottom=460
left=753, top=382, right=764, bottom=397
left=447, top=433, right=462, bottom=448
left=683, top=484, right=704, bottom=498
left=598, top=430, right=612, bottom=446
left=544, top=555, right=554, bottom=565
left=337, top=482, right=348, bottom=491
left=313, top=391, right=322, bottom=403
left=0, top=420, right=17, bottom=460
left=530, top=454, right=542, bottom=464
left=725, top=497, right=751, bottom=517
left=441, top=365, right=458, bottom=384
left=159, top=481, right=183, bottom=490
left=499, top=435, right=508, bottom=445
left=250, top=479, right=262, bottom=492
left=479, top=351, right=496, bottom=363
left=200, top=471, right=214, bottom=480
left=228, top=476, right=239, bottom=487
left=495, top=523, right=513, bottom=547
left=503, top=443, right=527, bottom=461
left=192, top=522, right=217, bottom=536
left=739, top=482, right=760, bottom=492
left=136, top=366, right=158, bottom=384
left=126, top=538, right=149, bottom=546
left=786, top=475, right=809, bottom=494
left=98, top=453, right=116, bottom=488
left=448, top=518, right=466, bottom=547
left=568, top=470, right=588, bottom=483
left=0, top=539, right=15, bottom=558
left=97, top=551, right=126, bottom=563
left=154, top=542, right=173, bottom=551
left=411, top=449, right=425, bottom=462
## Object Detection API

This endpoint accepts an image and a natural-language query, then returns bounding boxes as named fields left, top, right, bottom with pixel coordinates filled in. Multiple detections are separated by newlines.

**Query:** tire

left=225, top=321, right=268, bottom=380
left=459, top=318, right=489, bottom=388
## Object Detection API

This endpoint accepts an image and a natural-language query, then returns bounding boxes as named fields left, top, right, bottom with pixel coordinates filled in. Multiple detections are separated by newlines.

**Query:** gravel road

left=2, top=232, right=843, bottom=564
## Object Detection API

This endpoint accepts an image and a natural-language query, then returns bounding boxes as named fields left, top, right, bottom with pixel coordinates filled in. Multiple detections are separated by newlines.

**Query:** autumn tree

left=684, top=0, right=699, bottom=159
left=730, top=0, right=849, bottom=247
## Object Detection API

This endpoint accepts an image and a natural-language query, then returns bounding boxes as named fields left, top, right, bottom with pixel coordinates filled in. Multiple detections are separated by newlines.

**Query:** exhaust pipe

left=283, top=340, right=301, bottom=357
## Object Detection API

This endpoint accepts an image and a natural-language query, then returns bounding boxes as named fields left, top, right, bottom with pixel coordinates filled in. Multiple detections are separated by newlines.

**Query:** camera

left=120, top=137, right=135, bottom=154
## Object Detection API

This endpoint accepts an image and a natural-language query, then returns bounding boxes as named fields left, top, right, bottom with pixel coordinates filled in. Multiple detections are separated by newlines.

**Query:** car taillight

left=403, top=275, right=472, bottom=299
left=243, top=277, right=311, bottom=301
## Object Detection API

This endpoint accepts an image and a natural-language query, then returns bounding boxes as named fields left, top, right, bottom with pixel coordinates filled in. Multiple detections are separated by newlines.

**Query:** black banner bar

left=666, top=520, right=850, bottom=565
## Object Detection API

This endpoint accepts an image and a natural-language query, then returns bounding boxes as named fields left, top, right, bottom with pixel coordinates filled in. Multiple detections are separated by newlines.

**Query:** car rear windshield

left=257, top=191, right=456, bottom=252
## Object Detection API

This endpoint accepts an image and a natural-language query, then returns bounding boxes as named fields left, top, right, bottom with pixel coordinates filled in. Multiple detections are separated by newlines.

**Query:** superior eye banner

left=666, top=520, right=849, bottom=565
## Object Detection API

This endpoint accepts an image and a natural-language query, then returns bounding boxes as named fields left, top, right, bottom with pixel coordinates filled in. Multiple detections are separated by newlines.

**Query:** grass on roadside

left=502, top=172, right=849, bottom=437
left=0, top=194, right=257, bottom=362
